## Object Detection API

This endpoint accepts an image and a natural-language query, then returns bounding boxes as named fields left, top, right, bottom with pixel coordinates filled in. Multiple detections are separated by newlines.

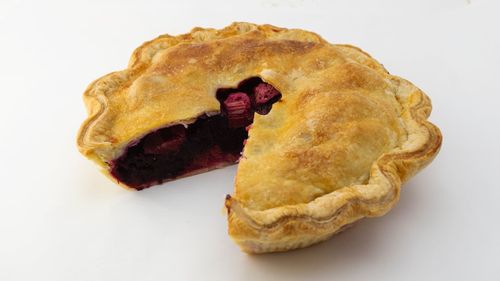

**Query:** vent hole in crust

left=110, top=77, right=281, bottom=190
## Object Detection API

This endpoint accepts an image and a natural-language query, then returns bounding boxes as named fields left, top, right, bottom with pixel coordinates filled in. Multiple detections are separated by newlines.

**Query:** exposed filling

left=111, top=77, right=281, bottom=190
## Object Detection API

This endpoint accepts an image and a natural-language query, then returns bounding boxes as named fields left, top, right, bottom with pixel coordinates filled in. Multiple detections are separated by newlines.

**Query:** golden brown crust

left=76, top=22, right=442, bottom=253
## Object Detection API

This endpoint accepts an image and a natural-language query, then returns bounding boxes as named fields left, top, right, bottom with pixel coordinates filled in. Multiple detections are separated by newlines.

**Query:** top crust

left=76, top=22, right=442, bottom=253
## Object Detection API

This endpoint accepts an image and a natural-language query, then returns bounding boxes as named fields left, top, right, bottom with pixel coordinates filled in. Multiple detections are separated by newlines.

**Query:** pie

left=77, top=22, right=442, bottom=253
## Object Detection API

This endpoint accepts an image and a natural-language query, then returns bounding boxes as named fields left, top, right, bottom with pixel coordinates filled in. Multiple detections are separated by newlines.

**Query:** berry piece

left=223, top=92, right=253, bottom=128
left=143, top=125, right=186, bottom=154
left=254, top=83, right=281, bottom=105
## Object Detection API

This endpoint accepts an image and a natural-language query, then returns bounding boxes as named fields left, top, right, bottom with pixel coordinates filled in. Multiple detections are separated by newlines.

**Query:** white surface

left=1, top=0, right=499, bottom=280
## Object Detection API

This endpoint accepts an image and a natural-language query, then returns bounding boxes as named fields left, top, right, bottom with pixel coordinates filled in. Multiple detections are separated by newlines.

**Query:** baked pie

left=77, top=22, right=442, bottom=253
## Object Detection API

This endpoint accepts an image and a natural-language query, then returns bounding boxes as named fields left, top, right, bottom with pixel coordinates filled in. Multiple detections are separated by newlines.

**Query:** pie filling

left=110, top=77, right=282, bottom=190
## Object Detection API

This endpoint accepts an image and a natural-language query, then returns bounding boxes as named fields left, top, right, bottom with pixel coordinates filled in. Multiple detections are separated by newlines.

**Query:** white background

left=1, top=0, right=499, bottom=280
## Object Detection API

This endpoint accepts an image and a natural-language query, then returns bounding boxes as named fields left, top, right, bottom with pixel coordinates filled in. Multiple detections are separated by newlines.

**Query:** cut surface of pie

left=108, top=77, right=280, bottom=190
left=77, top=22, right=442, bottom=253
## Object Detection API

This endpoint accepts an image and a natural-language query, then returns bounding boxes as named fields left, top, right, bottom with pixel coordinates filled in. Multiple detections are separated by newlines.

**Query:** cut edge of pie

left=76, top=22, right=442, bottom=254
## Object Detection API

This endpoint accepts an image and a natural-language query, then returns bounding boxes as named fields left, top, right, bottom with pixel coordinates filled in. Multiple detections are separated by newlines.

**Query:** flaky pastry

left=77, top=22, right=442, bottom=253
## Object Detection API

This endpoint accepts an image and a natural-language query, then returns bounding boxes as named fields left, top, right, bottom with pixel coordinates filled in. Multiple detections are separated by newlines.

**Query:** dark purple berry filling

left=110, top=77, right=281, bottom=190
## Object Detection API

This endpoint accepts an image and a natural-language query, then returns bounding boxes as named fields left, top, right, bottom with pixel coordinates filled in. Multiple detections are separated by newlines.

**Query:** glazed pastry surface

left=77, top=22, right=442, bottom=253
